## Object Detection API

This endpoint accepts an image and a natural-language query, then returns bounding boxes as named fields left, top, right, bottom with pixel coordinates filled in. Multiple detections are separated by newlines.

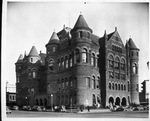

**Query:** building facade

left=15, top=14, right=140, bottom=108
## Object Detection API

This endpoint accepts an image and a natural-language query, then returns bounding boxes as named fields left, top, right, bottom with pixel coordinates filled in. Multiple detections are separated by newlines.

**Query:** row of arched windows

left=108, top=54, right=126, bottom=71
left=109, top=82, right=126, bottom=91
left=86, top=75, right=100, bottom=89
left=57, top=94, right=77, bottom=105
left=48, top=48, right=99, bottom=71
left=28, top=68, right=37, bottom=79
left=112, top=44, right=122, bottom=53
left=57, top=77, right=77, bottom=91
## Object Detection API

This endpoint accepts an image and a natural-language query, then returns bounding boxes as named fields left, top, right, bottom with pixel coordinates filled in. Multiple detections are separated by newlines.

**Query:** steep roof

left=72, top=14, right=92, bottom=32
left=48, top=32, right=59, bottom=44
left=28, top=46, right=39, bottom=57
left=17, top=54, right=24, bottom=62
left=128, top=38, right=138, bottom=49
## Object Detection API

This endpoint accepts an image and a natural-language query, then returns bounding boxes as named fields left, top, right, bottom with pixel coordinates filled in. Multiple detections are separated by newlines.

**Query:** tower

left=128, top=38, right=140, bottom=104
left=70, top=14, right=100, bottom=106
left=45, top=31, right=60, bottom=106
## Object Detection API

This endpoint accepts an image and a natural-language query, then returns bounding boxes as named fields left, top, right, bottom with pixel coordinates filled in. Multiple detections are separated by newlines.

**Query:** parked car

left=137, top=106, right=144, bottom=111
left=124, top=106, right=132, bottom=111
left=20, top=105, right=31, bottom=111
left=132, top=107, right=139, bottom=111
left=6, top=106, right=11, bottom=114
left=115, top=106, right=124, bottom=111
left=12, top=106, right=19, bottom=110
left=32, top=106, right=46, bottom=111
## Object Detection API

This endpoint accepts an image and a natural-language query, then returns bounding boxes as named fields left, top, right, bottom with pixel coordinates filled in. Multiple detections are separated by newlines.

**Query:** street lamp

left=51, top=94, right=53, bottom=111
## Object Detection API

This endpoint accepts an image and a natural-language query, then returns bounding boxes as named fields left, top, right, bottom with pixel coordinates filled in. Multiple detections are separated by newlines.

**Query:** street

left=6, top=110, right=149, bottom=118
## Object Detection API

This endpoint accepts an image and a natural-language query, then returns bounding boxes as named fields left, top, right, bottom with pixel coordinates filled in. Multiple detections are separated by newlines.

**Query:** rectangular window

left=86, top=77, right=90, bottom=88
left=115, top=72, right=120, bottom=79
left=109, top=60, right=113, bottom=69
left=109, top=71, right=114, bottom=79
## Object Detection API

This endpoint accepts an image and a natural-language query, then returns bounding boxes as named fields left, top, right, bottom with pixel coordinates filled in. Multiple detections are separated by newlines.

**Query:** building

left=139, top=80, right=149, bottom=104
left=15, top=14, right=140, bottom=108
left=6, top=92, right=16, bottom=106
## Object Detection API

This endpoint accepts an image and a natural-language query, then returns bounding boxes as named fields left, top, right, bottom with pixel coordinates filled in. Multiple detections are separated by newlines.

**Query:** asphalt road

left=6, top=110, right=149, bottom=118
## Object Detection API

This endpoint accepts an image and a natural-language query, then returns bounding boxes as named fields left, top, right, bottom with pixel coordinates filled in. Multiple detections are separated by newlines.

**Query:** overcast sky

left=3, top=1, right=149, bottom=92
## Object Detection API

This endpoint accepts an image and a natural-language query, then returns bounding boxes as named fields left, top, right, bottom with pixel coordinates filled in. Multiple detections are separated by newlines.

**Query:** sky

left=2, top=1, right=149, bottom=92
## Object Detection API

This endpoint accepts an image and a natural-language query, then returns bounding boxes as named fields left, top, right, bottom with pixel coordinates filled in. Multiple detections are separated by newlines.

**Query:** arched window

left=75, top=49, right=80, bottom=63
left=115, top=83, right=117, bottom=90
left=58, top=59, right=60, bottom=70
left=121, top=58, right=125, bottom=71
left=70, top=77, right=73, bottom=88
left=61, top=57, right=64, bottom=68
left=92, top=76, right=96, bottom=89
left=112, top=83, right=114, bottom=90
left=128, top=81, right=130, bottom=92
left=82, top=48, right=88, bottom=63
left=118, top=84, right=120, bottom=90
left=124, top=84, right=126, bottom=91
left=28, top=69, right=32, bottom=78
left=69, top=54, right=72, bottom=67
left=65, top=56, right=68, bottom=68
left=33, top=69, right=36, bottom=78
left=114, top=57, right=120, bottom=70
left=91, top=53, right=95, bottom=66
left=97, top=76, right=100, bottom=89
left=62, top=79, right=64, bottom=90
left=52, top=47, right=56, bottom=52
left=31, top=88, right=34, bottom=94
left=49, top=60, right=54, bottom=71
left=121, top=84, right=123, bottom=91
left=132, top=63, right=138, bottom=74
left=108, top=55, right=114, bottom=69
left=109, top=82, right=111, bottom=90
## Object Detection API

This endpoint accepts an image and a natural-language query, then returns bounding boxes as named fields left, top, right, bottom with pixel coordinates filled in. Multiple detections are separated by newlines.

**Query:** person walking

left=87, top=106, right=90, bottom=112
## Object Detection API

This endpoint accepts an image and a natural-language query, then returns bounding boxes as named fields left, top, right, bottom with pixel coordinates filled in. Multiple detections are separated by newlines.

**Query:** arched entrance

left=115, top=97, right=120, bottom=106
left=109, top=97, right=114, bottom=105
left=44, top=98, right=47, bottom=106
left=40, top=99, right=43, bottom=106
left=36, top=99, right=39, bottom=105
left=121, top=97, right=127, bottom=106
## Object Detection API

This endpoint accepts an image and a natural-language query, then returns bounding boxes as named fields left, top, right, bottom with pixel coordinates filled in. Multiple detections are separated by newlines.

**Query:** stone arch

left=115, top=97, right=120, bottom=106
left=109, top=96, right=114, bottom=105
left=44, top=98, right=47, bottom=106
left=36, top=99, right=39, bottom=105
left=121, top=97, right=127, bottom=106
left=40, top=99, right=43, bottom=106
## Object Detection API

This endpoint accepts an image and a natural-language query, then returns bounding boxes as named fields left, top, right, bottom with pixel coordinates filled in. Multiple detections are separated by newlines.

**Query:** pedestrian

left=87, top=106, right=90, bottom=112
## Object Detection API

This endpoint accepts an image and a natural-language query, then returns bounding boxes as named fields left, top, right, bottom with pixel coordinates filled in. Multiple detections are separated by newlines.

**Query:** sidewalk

left=66, top=108, right=111, bottom=113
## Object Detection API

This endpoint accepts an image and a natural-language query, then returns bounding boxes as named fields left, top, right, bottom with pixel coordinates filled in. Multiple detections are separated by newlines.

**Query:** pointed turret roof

left=48, top=32, right=59, bottom=44
left=17, top=54, right=23, bottom=63
left=72, top=14, right=92, bottom=33
left=28, top=46, right=39, bottom=57
left=128, top=38, right=139, bottom=50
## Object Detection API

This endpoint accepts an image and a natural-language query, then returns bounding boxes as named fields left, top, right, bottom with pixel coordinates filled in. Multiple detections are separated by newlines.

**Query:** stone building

left=15, top=14, right=140, bottom=108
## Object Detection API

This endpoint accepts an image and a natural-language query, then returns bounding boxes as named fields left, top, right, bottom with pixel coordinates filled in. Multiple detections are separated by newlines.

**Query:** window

left=86, top=77, right=90, bottom=88
left=31, top=88, right=34, bottom=94
left=97, top=76, right=100, bottom=89
left=112, top=83, right=114, bottom=90
left=62, top=79, right=64, bottom=90
left=118, top=84, right=120, bottom=90
left=132, top=63, right=138, bottom=74
left=52, top=47, right=56, bottom=52
left=109, top=83, right=111, bottom=90
left=30, top=58, right=33, bottom=62
left=114, top=57, right=120, bottom=70
left=108, top=55, right=114, bottom=69
left=92, top=94, right=96, bottom=106
left=82, top=48, right=87, bottom=63
left=92, top=76, right=96, bottom=89
left=75, top=49, right=80, bottom=63
left=65, top=56, right=68, bottom=68
left=87, top=32, right=90, bottom=39
left=69, top=54, right=72, bottom=67
left=121, top=84, right=123, bottom=91
left=115, top=72, right=120, bottom=79
left=124, top=85, right=126, bottom=91
left=115, top=83, right=117, bottom=90
left=49, top=60, right=54, bottom=71
left=79, top=31, right=83, bottom=38
left=109, top=71, right=114, bottom=79
left=128, top=81, right=130, bottom=92
left=121, top=74, right=125, bottom=80
left=121, top=59, right=125, bottom=71
left=91, top=53, right=95, bottom=66
left=61, top=58, right=64, bottom=68
left=28, top=69, right=32, bottom=78
left=58, top=59, right=60, bottom=70
left=58, top=80, right=60, bottom=91
left=33, top=69, right=36, bottom=78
